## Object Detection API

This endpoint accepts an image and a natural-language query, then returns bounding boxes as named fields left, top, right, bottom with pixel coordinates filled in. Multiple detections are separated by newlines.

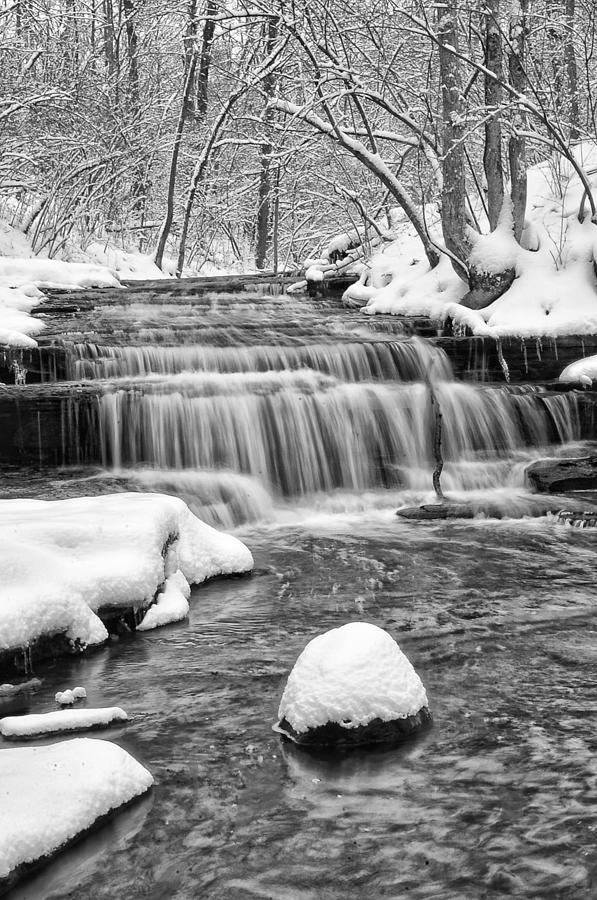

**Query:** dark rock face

left=525, top=456, right=597, bottom=493
left=307, top=274, right=358, bottom=298
left=276, top=706, right=431, bottom=748
left=459, top=266, right=516, bottom=310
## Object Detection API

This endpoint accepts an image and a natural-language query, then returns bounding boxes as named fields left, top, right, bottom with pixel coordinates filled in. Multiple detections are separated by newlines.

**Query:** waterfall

left=97, top=371, right=580, bottom=498
left=64, top=336, right=453, bottom=383
left=52, top=298, right=586, bottom=524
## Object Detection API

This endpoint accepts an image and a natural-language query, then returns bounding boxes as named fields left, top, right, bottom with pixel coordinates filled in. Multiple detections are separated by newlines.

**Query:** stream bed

left=4, top=510, right=597, bottom=899
left=2, top=288, right=597, bottom=899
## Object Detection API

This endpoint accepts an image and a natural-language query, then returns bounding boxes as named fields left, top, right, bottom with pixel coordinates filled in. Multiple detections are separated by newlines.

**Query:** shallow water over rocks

left=3, top=286, right=597, bottom=898
left=4, top=513, right=597, bottom=899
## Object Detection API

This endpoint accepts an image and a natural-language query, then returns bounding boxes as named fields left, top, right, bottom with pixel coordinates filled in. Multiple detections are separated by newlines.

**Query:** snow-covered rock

left=55, top=686, right=87, bottom=705
left=0, top=493, right=253, bottom=657
left=137, top=570, right=191, bottom=631
left=0, top=738, right=152, bottom=889
left=274, top=622, right=430, bottom=747
left=559, top=354, right=597, bottom=385
left=0, top=707, right=127, bottom=739
left=55, top=689, right=76, bottom=706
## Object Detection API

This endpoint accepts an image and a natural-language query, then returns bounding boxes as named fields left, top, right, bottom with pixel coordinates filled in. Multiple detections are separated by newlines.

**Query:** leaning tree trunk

left=484, top=0, right=504, bottom=230
left=508, top=0, right=528, bottom=242
left=437, top=3, right=470, bottom=279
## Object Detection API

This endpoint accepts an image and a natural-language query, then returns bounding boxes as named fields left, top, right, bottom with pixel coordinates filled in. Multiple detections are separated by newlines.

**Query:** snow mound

left=347, top=145, right=597, bottom=338
left=55, top=686, right=87, bottom=705
left=0, top=258, right=120, bottom=291
left=0, top=707, right=127, bottom=739
left=0, top=738, right=152, bottom=886
left=274, top=622, right=428, bottom=742
left=0, top=493, right=253, bottom=655
left=559, top=354, right=597, bottom=385
left=82, top=242, right=169, bottom=280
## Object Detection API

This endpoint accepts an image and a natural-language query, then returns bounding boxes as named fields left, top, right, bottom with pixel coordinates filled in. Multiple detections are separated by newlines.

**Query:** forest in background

left=1, top=0, right=594, bottom=280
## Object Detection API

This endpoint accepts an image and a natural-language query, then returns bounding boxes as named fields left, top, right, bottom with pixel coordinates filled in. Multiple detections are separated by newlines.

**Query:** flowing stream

left=3, top=290, right=597, bottom=899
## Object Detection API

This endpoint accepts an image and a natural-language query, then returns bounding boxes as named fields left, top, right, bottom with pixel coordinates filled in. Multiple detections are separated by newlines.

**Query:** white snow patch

left=0, top=258, right=120, bottom=291
left=559, top=354, right=597, bottom=384
left=305, top=265, right=324, bottom=282
left=0, top=707, right=127, bottom=738
left=55, top=686, right=87, bottom=705
left=82, top=242, right=169, bottom=281
left=55, top=690, right=76, bottom=706
left=0, top=493, right=253, bottom=652
left=0, top=738, right=152, bottom=882
left=347, top=146, right=597, bottom=338
left=137, top=570, right=191, bottom=631
left=344, top=205, right=467, bottom=317
left=275, top=622, right=428, bottom=734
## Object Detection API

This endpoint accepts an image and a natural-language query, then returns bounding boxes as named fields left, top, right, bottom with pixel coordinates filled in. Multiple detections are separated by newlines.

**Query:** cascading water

left=62, top=315, right=584, bottom=525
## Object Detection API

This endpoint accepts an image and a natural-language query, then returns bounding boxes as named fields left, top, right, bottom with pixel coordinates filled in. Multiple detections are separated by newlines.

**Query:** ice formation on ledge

left=0, top=738, right=153, bottom=889
left=0, top=493, right=253, bottom=656
left=274, top=622, right=430, bottom=748
left=0, top=707, right=127, bottom=739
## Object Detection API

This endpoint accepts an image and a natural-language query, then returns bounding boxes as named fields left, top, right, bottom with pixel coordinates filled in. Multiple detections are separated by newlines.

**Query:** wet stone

left=276, top=707, right=432, bottom=749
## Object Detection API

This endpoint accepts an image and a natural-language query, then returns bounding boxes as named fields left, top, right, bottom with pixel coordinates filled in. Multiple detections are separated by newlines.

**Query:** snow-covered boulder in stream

left=0, top=738, right=153, bottom=892
left=0, top=493, right=253, bottom=667
left=559, top=354, right=597, bottom=386
left=274, top=622, right=430, bottom=748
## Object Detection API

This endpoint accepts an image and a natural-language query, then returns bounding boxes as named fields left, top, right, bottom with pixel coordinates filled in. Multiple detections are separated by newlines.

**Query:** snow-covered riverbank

left=0, top=493, right=253, bottom=667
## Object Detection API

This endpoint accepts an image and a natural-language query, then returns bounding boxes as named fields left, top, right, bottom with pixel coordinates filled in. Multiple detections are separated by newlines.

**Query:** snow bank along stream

left=0, top=492, right=253, bottom=669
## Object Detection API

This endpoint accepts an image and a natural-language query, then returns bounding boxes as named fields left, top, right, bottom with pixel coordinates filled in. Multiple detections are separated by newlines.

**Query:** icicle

left=496, top=339, right=510, bottom=383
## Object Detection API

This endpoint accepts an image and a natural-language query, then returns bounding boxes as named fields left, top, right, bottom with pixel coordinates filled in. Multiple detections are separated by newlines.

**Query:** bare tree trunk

left=564, top=0, right=579, bottom=139
left=154, top=48, right=198, bottom=270
left=122, top=0, right=140, bottom=114
left=255, top=17, right=277, bottom=270
left=196, top=0, right=217, bottom=119
left=103, top=0, right=118, bottom=79
left=508, top=0, right=528, bottom=242
left=484, top=0, right=504, bottom=230
left=437, top=3, right=470, bottom=278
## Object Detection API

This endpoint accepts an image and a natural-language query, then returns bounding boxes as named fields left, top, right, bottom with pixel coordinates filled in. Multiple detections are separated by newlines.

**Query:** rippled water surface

left=5, top=512, right=597, bottom=900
